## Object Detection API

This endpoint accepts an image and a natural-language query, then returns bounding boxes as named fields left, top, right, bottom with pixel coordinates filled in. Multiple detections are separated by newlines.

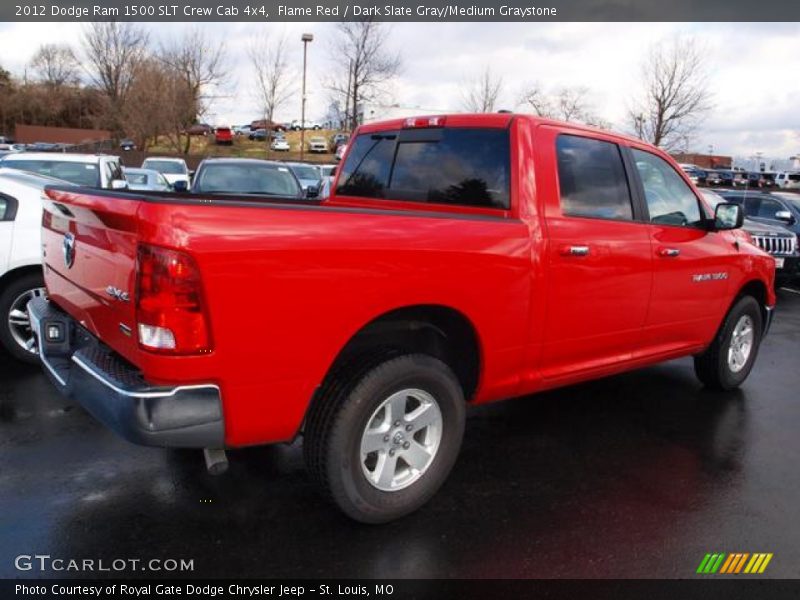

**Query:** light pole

left=300, top=33, right=313, bottom=161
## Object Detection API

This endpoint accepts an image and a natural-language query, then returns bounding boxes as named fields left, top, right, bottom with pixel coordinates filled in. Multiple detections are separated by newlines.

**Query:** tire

left=304, top=354, right=466, bottom=523
left=0, top=271, right=45, bottom=364
left=694, top=295, right=763, bottom=391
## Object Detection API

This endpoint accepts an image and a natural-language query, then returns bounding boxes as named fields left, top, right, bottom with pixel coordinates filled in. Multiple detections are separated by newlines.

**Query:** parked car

left=270, top=138, right=291, bottom=152
left=248, top=128, right=268, bottom=141
left=191, top=158, right=305, bottom=198
left=0, top=168, right=73, bottom=362
left=232, top=125, right=250, bottom=136
left=680, top=165, right=706, bottom=185
left=705, top=170, right=723, bottom=186
left=0, top=143, right=25, bottom=152
left=335, top=143, right=348, bottom=162
left=286, top=162, right=322, bottom=194
left=119, top=138, right=136, bottom=151
left=122, top=167, right=172, bottom=192
left=186, top=123, right=212, bottom=136
left=250, top=119, right=285, bottom=132
left=141, top=157, right=191, bottom=188
left=291, top=120, right=322, bottom=130
left=30, top=114, right=775, bottom=524
left=747, top=172, right=775, bottom=188
left=215, top=126, right=234, bottom=146
left=0, top=152, right=126, bottom=189
left=713, top=190, right=800, bottom=271
left=308, top=137, right=328, bottom=153
left=330, top=133, right=350, bottom=151
left=775, top=171, right=800, bottom=190
left=702, top=191, right=798, bottom=284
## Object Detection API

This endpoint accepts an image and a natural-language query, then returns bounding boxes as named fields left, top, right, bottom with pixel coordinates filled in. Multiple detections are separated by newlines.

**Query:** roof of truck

left=1, top=152, right=115, bottom=163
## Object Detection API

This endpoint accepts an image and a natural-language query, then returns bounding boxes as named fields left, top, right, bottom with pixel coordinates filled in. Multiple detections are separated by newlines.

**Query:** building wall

left=14, top=124, right=111, bottom=145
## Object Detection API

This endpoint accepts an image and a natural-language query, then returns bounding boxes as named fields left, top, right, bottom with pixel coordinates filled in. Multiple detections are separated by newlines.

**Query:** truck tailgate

left=42, top=187, right=141, bottom=365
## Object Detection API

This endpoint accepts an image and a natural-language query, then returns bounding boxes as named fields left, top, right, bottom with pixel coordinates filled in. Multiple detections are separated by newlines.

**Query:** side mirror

left=714, top=202, right=744, bottom=230
left=173, top=180, right=189, bottom=193
left=775, top=210, right=795, bottom=223
left=306, top=186, right=319, bottom=199
left=110, top=179, right=128, bottom=190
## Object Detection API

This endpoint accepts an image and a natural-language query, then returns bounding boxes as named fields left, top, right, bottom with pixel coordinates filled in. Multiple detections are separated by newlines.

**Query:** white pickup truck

left=0, top=169, right=73, bottom=362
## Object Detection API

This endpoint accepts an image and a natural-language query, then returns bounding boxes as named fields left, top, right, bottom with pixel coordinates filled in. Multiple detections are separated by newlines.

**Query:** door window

left=755, top=197, right=786, bottom=219
left=555, top=135, right=633, bottom=221
left=631, top=148, right=703, bottom=227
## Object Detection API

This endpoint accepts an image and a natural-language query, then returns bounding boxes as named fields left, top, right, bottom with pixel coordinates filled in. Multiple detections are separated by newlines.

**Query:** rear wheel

left=0, top=272, right=45, bottom=364
left=694, top=296, right=763, bottom=391
left=304, top=354, right=465, bottom=523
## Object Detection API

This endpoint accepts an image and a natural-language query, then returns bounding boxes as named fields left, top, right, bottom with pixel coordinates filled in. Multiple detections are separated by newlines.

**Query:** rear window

left=125, top=172, right=148, bottom=185
left=143, top=160, right=186, bottom=175
left=193, top=162, right=301, bottom=196
left=336, top=128, right=510, bottom=210
left=4, top=159, right=100, bottom=187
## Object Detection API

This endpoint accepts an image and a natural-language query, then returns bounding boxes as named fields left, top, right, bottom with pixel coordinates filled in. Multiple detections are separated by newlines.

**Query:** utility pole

left=300, top=33, right=313, bottom=161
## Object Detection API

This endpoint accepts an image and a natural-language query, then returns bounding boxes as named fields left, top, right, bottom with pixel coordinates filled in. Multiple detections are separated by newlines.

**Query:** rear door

left=630, top=147, right=734, bottom=352
left=538, top=128, right=653, bottom=380
left=0, top=191, right=15, bottom=272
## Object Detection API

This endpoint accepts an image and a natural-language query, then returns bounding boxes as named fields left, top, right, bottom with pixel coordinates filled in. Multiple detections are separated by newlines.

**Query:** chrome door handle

left=659, top=247, right=681, bottom=257
left=561, top=245, right=590, bottom=257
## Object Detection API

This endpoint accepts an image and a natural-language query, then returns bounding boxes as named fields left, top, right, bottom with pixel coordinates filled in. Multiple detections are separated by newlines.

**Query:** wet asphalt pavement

left=1, top=289, right=799, bottom=580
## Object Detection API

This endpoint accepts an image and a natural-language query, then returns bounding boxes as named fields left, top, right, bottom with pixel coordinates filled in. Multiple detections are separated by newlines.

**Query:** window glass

left=631, top=148, right=703, bottom=227
left=3, top=160, right=100, bottom=187
left=126, top=172, right=148, bottom=185
left=193, top=163, right=301, bottom=196
left=756, top=197, right=785, bottom=219
left=0, top=196, right=7, bottom=220
left=142, top=160, right=186, bottom=175
left=337, top=128, right=510, bottom=210
left=556, top=135, right=633, bottom=220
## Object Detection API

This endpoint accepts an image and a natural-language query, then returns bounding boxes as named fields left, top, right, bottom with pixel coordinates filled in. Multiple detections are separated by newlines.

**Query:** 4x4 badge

left=62, top=233, right=75, bottom=269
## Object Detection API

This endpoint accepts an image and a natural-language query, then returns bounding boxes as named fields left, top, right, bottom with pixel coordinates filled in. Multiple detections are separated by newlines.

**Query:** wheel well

left=737, top=279, right=768, bottom=322
left=0, top=265, right=43, bottom=289
left=326, top=305, right=482, bottom=401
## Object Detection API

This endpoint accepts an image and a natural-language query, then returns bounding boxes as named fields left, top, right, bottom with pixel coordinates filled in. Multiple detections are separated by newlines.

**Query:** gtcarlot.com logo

left=15, top=554, right=194, bottom=573
left=697, top=552, right=773, bottom=575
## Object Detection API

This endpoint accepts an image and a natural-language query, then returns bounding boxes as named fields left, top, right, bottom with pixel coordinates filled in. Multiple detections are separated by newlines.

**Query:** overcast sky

left=1, top=21, right=798, bottom=159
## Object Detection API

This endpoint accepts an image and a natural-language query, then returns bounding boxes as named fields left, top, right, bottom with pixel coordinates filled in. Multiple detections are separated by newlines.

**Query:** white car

left=141, top=157, right=191, bottom=188
left=0, top=152, right=126, bottom=189
left=270, top=139, right=291, bottom=152
left=775, top=172, right=800, bottom=190
left=0, top=168, right=73, bottom=362
left=308, top=137, right=328, bottom=153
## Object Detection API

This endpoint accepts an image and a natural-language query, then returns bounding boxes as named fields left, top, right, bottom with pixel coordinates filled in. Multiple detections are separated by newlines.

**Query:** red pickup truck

left=29, top=114, right=775, bottom=523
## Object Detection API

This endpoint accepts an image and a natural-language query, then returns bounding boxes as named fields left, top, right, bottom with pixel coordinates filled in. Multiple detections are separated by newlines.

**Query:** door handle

left=658, top=247, right=681, bottom=257
left=560, top=245, right=590, bottom=257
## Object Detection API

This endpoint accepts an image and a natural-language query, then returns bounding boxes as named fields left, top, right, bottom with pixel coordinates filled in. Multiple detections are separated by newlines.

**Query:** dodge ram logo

left=62, top=233, right=76, bottom=269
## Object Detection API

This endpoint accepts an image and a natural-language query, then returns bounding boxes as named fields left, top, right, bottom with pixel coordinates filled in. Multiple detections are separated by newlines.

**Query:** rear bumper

left=28, top=296, right=224, bottom=448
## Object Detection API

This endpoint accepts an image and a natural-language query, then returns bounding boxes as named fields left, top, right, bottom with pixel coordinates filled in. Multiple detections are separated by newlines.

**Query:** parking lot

left=0, top=287, right=797, bottom=579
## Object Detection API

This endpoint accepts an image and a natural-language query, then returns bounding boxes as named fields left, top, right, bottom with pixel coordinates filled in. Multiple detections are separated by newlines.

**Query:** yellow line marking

left=750, top=554, right=766, bottom=573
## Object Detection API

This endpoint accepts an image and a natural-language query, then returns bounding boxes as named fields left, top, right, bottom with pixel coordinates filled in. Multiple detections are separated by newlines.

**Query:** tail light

left=135, top=244, right=212, bottom=354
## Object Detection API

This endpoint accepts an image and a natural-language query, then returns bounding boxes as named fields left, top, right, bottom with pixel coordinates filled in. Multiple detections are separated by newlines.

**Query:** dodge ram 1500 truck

left=28, top=114, right=776, bottom=523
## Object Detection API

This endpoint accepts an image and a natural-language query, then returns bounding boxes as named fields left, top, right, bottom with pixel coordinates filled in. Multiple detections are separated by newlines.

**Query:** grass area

left=146, top=129, right=342, bottom=164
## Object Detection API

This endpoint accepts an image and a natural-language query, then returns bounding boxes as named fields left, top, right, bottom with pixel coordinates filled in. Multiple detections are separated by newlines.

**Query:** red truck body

left=31, top=114, right=776, bottom=521
left=39, top=114, right=775, bottom=447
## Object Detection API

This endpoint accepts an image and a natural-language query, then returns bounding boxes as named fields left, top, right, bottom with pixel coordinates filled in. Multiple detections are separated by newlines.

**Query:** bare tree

left=248, top=34, right=294, bottom=129
left=30, top=44, right=80, bottom=87
left=82, top=22, right=149, bottom=129
left=328, top=19, right=402, bottom=130
left=461, top=66, right=503, bottom=113
left=628, top=36, right=712, bottom=150
left=520, top=82, right=608, bottom=127
left=159, top=28, right=227, bottom=153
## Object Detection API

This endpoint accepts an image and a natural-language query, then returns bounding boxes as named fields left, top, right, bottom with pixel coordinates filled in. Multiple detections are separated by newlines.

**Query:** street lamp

left=300, top=33, right=313, bottom=161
